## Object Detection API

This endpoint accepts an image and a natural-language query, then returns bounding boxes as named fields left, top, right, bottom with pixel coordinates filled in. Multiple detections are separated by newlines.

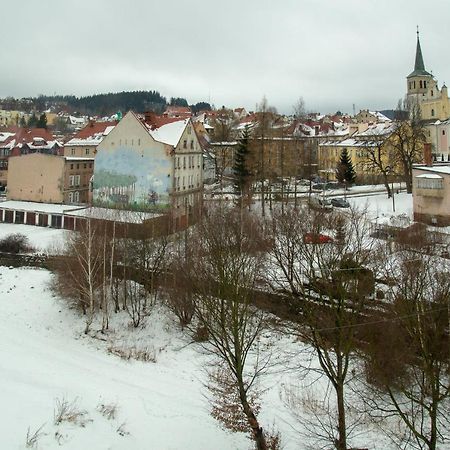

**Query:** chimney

left=423, top=142, right=432, bottom=167
left=144, top=111, right=156, bottom=123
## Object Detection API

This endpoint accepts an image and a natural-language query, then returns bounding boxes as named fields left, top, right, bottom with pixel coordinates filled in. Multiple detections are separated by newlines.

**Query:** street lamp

left=386, top=166, right=395, bottom=212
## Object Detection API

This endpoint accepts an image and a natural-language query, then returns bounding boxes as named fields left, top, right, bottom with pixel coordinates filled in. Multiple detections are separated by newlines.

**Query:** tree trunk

left=238, top=381, right=267, bottom=450
left=336, top=381, right=347, bottom=450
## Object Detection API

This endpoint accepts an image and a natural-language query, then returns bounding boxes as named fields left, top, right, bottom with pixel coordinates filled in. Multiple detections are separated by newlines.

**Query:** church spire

left=407, top=27, right=432, bottom=78
left=414, top=27, right=426, bottom=72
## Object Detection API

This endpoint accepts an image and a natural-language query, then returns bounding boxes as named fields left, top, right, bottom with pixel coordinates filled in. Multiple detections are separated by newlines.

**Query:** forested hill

left=4, top=91, right=211, bottom=116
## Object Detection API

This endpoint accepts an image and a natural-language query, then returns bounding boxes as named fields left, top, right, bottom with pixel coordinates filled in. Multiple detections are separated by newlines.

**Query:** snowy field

left=0, top=223, right=67, bottom=253
left=0, top=266, right=393, bottom=450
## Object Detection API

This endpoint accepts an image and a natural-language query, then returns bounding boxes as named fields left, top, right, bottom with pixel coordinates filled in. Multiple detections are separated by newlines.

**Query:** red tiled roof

left=165, top=106, right=191, bottom=114
left=71, top=121, right=117, bottom=140
left=13, top=128, right=55, bottom=143
left=142, top=112, right=185, bottom=130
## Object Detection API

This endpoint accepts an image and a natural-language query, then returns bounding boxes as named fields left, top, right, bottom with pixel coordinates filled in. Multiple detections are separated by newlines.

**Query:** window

left=424, top=81, right=427, bottom=89
left=183, top=156, right=186, bottom=169
left=68, top=192, right=74, bottom=203
left=443, top=130, right=446, bottom=136
left=70, top=164, right=73, bottom=169
left=69, top=175, right=74, bottom=187
left=75, top=175, right=81, bottom=186
left=85, top=148, right=89, bottom=155
left=432, top=109, right=435, bottom=117
left=190, top=140, right=194, bottom=150
left=74, top=191, right=80, bottom=203
left=413, top=81, right=416, bottom=89
left=417, top=177, right=443, bottom=190
left=420, top=80, right=423, bottom=89
left=71, top=148, right=75, bottom=155
left=183, top=176, right=185, bottom=189
left=183, top=140, right=187, bottom=149
left=84, top=164, right=87, bottom=169
left=76, top=164, right=79, bottom=169
left=431, top=90, right=434, bottom=97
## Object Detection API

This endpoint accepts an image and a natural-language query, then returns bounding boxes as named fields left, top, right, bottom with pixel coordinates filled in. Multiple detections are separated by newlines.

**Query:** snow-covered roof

left=64, top=157, right=95, bottom=161
left=0, top=132, right=15, bottom=144
left=65, top=207, right=161, bottom=224
left=65, top=122, right=116, bottom=147
left=416, top=173, right=443, bottom=179
left=368, top=111, right=392, bottom=122
left=19, top=140, right=62, bottom=150
left=414, top=165, right=450, bottom=175
left=0, top=200, right=80, bottom=215
left=68, top=116, right=87, bottom=125
left=148, top=119, right=189, bottom=146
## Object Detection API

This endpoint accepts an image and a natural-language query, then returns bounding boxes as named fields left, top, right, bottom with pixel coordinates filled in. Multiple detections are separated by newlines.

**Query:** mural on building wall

left=93, top=146, right=171, bottom=211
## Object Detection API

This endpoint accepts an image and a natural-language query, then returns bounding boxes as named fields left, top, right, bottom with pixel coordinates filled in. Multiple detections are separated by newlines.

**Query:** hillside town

left=2, top=22, right=450, bottom=450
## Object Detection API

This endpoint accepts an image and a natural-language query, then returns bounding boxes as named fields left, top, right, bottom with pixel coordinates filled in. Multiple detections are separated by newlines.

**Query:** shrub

left=0, top=233, right=33, bottom=253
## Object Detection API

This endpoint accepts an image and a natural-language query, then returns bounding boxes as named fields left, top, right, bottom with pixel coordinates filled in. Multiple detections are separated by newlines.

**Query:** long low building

left=0, top=200, right=167, bottom=235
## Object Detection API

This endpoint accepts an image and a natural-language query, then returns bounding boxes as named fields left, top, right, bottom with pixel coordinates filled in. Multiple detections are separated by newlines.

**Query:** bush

left=0, top=233, right=33, bottom=253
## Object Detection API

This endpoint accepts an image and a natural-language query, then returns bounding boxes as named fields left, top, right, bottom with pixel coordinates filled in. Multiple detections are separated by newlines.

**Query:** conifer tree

left=27, top=112, right=38, bottom=128
left=37, top=113, right=47, bottom=129
left=336, top=148, right=356, bottom=185
left=233, top=125, right=251, bottom=203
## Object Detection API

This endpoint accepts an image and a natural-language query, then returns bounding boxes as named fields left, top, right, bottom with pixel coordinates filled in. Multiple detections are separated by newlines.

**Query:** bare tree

left=269, top=206, right=379, bottom=449
left=391, top=97, right=427, bottom=193
left=255, top=96, right=276, bottom=217
left=184, top=205, right=274, bottom=449
left=361, top=126, right=395, bottom=197
left=362, top=235, right=450, bottom=450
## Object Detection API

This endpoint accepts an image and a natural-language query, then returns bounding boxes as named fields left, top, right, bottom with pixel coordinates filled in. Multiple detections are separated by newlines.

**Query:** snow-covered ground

left=0, top=267, right=250, bottom=450
left=0, top=223, right=67, bottom=253
left=0, top=192, right=416, bottom=449
left=0, top=265, right=394, bottom=450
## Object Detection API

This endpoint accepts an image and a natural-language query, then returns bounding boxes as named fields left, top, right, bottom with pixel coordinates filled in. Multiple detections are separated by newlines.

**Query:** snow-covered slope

left=0, top=267, right=249, bottom=450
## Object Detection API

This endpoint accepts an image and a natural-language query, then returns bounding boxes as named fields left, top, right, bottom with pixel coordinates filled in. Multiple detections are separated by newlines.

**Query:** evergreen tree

left=37, top=113, right=47, bottom=129
left=169, top=97, right=189, bottom=107
left=27, top=112, right=38, bottom=128
left=19, top=116, right=26, bottom=128
left=336, top=148, right=356, bottom=185
left=233, top=125, right=251, bottom=203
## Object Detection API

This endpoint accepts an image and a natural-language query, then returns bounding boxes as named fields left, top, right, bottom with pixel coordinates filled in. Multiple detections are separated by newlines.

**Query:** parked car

left=331, top=198, right=350, bottom=208
left=312, top=183, right=328, bottom=191
left=309, top=196, right=332, bottom=209
left=303, top=233, right=334, bottom=244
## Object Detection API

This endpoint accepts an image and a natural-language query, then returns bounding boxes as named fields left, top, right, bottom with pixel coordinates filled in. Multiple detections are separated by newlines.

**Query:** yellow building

left=406, top=31, right=450, bottom=121
left=318, top=124, right=397, bottom=182
left=0, top=110, right=30, bottom=127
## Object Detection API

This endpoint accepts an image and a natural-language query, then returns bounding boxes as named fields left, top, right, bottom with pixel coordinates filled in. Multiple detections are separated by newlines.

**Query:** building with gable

left=0, top=128, right=62, bottom=187
left=93, top=111, right=203, bottom=229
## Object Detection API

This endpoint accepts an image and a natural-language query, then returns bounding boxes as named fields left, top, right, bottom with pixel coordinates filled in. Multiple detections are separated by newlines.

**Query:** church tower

left=406, top=29, right=449, bottom=120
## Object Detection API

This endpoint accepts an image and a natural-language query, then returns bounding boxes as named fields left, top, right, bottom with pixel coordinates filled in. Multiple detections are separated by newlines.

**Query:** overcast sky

left=1, top=0, right=449, bottom=114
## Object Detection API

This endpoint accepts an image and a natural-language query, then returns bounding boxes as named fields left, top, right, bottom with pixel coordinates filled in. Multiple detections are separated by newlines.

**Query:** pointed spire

left=407, top=27, right=432, bottom=78
left=414, top=26, right=426, bottom=71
